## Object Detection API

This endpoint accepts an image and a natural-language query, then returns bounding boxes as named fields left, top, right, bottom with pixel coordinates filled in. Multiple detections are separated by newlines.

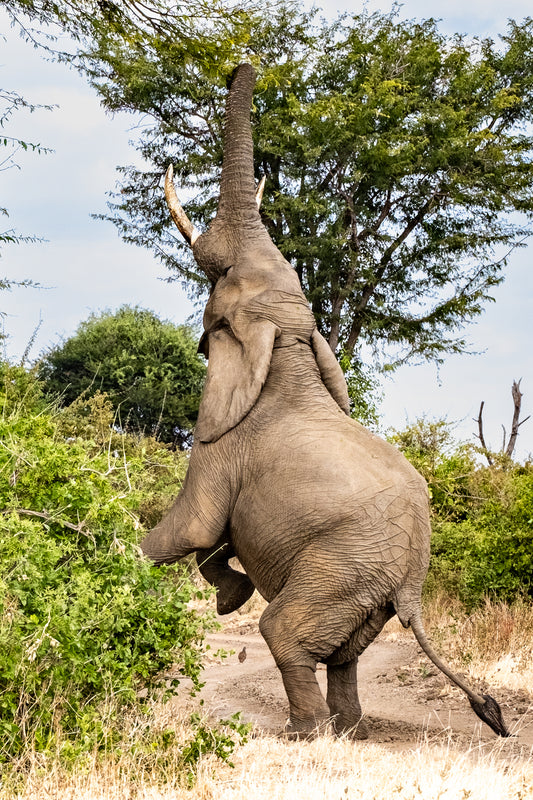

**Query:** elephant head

left=165, top=63, right=350, bottom=443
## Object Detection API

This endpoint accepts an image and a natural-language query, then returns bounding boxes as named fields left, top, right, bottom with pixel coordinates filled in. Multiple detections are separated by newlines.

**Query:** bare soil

left=170, top=613, right=533, bottom=757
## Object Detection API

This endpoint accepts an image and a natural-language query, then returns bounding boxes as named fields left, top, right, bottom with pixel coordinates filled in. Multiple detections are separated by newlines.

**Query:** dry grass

left=2, top=591, right=531, bottom=799
left=3, top=728, right=532, bottom=800
left=381, top=593, right=533, bottom=695
left=195, top=735, right=533, bottom=800
left=420, top=593, right=533, bottom=695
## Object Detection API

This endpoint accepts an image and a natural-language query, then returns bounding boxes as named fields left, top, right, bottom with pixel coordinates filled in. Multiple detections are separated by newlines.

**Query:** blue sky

left=1, top=1, right=532, bottom=459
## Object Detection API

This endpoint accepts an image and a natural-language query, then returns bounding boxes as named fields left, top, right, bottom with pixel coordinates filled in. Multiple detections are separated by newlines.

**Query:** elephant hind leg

left=259, top=588, right=376, bottom=738
left=326, top=604, right=394, bottom=740
left=259, top=565, right=395, bottom=740
left=277, top=664, right=332, bottom=739
left=326, top=658, right=367, bottom=740
left=259, top=598, right=331, bottom=738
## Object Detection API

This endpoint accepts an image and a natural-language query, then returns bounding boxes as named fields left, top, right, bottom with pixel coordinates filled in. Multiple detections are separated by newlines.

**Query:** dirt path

left=171, top=617, right=533, bottom=756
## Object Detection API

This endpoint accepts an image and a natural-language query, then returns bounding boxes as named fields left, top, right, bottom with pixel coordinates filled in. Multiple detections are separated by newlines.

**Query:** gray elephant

left=141, top=63, right=508, bottom=739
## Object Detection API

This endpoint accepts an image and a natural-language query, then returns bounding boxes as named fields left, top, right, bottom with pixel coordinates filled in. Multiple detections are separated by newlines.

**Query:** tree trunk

left=505, top=379, right=530, bottom=459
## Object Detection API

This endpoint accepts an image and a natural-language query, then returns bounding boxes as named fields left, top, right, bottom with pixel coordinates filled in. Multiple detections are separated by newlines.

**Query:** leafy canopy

left=3, top=0, right=253, bottom=51
left=4, top=2, right=533, bottom=371
left=38, top=305, right=206, bottom=447
left=83, top=6, right=533, bottom=368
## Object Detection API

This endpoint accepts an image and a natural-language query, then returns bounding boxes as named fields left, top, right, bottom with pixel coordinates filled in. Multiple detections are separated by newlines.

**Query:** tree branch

left=1, top=508, right=90, bottom=535
left=474, top=401, right=494, bottom=466
left=343, top=192, right=440, bottom=355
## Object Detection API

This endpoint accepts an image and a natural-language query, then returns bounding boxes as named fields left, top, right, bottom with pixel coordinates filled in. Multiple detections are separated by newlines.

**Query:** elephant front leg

left=326, top=659, right=368, bottom=740
left=141, top=444, right=233, bottom=565
left=196, top=539, right=255, bottom=615
left=141, top=512, right=213, bottom=565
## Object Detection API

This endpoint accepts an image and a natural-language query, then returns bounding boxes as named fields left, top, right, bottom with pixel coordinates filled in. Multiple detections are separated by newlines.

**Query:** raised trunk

left=193, top=63, right=272, bottom=280
left=216, top=64, right=262, bottom=227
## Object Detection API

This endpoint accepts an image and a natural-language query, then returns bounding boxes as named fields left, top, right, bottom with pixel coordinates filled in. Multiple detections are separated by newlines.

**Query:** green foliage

left=429, top=516, right=533, bottom=608
left=3, top=0, right=252, bottom=58
left=389, top=417, right=476, bottom=520
left=339, top=351, right=382, bottom=428
left=0, top=361, right=218, bottom=760
left=180, top=713, right=251, bottom=781
left=38, top=306, right=206, bottom=447
left=81, top=6, right=533, bottom=369
left=0, top=89, right=50, bottom=329
left=392, top=417, right=533, bottom=607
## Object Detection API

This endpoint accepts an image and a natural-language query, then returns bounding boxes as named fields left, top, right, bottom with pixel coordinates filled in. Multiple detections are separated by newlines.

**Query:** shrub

left=392, top=418, right=533, bottom=607
left=0, top=362, right=215, bottom=760
left=389, top=417, right=478, bottom=520
left=428, top=520, right=531, bottom=607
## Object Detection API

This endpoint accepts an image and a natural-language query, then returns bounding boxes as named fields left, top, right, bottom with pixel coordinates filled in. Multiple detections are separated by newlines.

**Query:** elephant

left=141, top=63, right=509, bottom=740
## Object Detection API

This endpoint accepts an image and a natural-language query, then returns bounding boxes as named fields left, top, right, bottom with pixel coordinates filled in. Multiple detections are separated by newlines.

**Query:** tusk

left=255, top=175, right=266, bottom=209
left=164, top=164, right=200, bottom=246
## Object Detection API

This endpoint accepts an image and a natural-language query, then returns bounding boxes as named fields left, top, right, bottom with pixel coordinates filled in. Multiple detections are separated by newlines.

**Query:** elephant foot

left=332, top=715, right=369, bottom=740
left=281, top=716, right=333, bottom=741
left=326, top=657, right=369, bottom=740
left=215, top=570, right=255, bottom=615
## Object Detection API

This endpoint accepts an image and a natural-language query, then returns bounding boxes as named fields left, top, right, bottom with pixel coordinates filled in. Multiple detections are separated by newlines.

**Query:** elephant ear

left=195, top=318, right=279, bottom=443
left=311, top=329, right=351, bottom=416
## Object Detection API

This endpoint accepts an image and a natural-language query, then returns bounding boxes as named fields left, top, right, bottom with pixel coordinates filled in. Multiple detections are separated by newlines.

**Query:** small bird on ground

left=238, top=646, right=247, bottom=663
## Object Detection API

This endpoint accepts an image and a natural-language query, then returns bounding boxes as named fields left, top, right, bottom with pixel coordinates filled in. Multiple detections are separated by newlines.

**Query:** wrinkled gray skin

left=142, top=64, right=509, bottom=740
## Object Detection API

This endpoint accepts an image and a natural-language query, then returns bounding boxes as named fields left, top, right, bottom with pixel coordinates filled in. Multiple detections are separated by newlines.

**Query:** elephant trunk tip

left=469, top=694, right=512, bottom=738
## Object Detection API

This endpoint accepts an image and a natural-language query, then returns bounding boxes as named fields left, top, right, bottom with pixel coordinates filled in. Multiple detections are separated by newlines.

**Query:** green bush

left=392, top=418, right=533, bottom=607
left=0, top=362, right=215, bottom=759
left=389, top=417, right=477, bottom=521
left=429, top=517, right=533, bottom=608
left=38, top=306, right=206, bottom=447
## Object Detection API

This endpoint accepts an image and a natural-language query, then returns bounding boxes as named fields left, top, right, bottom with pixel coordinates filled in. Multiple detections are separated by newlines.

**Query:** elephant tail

left=408, top=610, right=511, bottom=737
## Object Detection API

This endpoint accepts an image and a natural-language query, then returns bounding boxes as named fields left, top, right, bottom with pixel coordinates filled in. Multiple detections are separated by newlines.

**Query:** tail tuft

left=469, top=694, right=512, bottom=738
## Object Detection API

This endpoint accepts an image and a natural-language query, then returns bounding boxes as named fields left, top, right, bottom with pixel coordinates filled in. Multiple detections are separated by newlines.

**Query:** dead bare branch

left=1, top=508, right=90, bottom=536
left=474, top=401, right=493, bottom=466
left=474, top=380, right=530, bottom=464
left=506, top=379, right=531, bottom=459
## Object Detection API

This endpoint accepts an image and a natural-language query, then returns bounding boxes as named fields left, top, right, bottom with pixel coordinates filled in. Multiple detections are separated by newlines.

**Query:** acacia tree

left=5, top=3, right=533, bottom=370
left=257, top=14, right=533, bottom=365
left=82, top=8, right=533, bottom=368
